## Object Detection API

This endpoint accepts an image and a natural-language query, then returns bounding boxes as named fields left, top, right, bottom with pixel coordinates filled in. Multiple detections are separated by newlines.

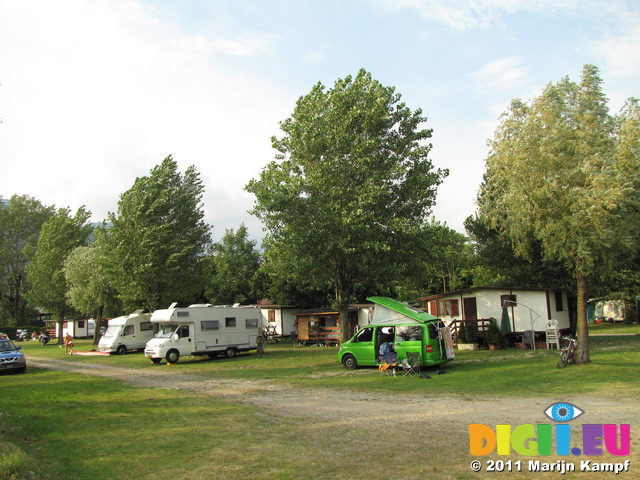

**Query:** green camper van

left=338, top=296, right=455, bottom=369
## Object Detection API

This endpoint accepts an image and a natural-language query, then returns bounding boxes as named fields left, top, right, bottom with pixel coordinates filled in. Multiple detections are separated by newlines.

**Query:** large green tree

left=477, top=65, right=640, bottom=364
left=246, top=69, right=448, bottom=342
left=64, top=246, right=120, bottom=344
left=206, top=224, right=261, bottom=305
left=96, top=156, right=212, bottom=311
left=26, top=207, right=93, bottom=344
left=0, top=195, right=54, bottom=325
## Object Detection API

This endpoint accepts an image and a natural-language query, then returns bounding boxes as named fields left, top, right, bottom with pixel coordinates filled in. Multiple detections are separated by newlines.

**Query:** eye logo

left=544, top=402, right=584, bottom=422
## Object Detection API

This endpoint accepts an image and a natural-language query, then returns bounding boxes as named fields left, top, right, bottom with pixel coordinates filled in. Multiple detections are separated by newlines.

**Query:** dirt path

left=27, top=355, right=638, bottom=429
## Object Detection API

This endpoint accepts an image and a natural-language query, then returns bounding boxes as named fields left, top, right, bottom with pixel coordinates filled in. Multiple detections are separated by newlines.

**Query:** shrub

left=486, top=318, right=503, bottom=345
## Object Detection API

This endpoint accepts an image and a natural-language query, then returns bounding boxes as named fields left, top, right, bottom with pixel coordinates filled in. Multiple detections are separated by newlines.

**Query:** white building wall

left=427, top=289, right=571, bottom=332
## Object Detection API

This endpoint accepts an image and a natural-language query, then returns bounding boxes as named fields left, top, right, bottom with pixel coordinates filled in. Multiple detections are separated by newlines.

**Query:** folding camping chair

left=378, top=342, right=399, bottom=377
left=401, top=352, right=421, bottom=377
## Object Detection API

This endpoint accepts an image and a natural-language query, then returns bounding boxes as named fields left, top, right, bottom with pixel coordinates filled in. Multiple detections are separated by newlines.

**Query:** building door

left=463, top=297, right=478, bottom=321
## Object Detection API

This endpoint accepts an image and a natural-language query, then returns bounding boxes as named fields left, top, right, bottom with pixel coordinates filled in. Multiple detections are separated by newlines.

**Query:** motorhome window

left=123, top=325, right=134, bottom=336
left=201, top=321, right=219, bottom=330
left=103, top=325, right=122, bottom=338
left=158, top=325, right=178, bottom=338
left=396, top=325, right=422, bottom=341
left=140, top=322, right=153, bottom=331
left=246, top=319, right=259, bottom=328
left=177, top=311, right=189, bottom=317
left=178, top=326, right=189, bottom=338
left=353, top=327, right=373, bottom=343
left=225, top=317, right=236, bottom=328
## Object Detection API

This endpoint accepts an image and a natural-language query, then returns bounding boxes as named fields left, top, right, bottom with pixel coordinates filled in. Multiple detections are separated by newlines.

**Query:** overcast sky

left=1, top=0, right=638, bottom=241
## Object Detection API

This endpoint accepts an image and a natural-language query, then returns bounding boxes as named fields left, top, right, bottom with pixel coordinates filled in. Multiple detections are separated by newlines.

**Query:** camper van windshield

left=157, top=325, right=178, bottom=338
left=103, top=325, right=123, bottom=338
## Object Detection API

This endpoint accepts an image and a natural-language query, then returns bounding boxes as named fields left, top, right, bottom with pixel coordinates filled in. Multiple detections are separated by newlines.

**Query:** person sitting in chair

left=379, top=342, right=397, bottom=364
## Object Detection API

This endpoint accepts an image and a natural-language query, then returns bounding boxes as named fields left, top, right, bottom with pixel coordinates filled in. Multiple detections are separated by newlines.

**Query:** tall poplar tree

left=246, top=69, right=448, bottom=341
left=96, top=156, right=211, bottom=311
left=477, top=65, right=640, bottom=364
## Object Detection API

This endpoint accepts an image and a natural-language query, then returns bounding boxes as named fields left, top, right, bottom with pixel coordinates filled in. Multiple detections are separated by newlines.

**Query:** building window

left=268, top=310, right=276, bottom=323
left=437, top=299, right=459, bottom=317
left=78, top=320, right=85, bottom=328
left=555, top=291, right=563, bottom=311
left=501, top=294, right=517, bottom=308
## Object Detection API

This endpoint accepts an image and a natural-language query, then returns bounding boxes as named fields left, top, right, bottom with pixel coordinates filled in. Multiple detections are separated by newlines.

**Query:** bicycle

left=556, top=336, right=577, bottom=368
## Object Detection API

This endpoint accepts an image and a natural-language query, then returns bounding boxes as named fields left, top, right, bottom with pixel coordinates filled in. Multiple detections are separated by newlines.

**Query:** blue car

left=0, top=338, right=27, bottom=374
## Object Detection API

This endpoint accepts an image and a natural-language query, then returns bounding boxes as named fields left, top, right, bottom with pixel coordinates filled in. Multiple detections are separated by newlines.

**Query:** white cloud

left=0, top=0, right=289, bottom=237
left=470, top=57, right=527, bottom=91
left=368, top=0, right=623, bottom=31
left=210, top=33, right=280, bottom=56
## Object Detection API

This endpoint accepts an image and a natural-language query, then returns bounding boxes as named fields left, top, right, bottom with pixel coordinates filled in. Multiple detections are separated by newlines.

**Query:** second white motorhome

left=98, top=310, right=154, bottom=355
left=144, top=303, right=260, bottom=364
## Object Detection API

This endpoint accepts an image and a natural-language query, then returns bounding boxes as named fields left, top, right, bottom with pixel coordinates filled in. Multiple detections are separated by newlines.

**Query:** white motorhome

left=144, top=303, right=260, bottom=364
left=98, top=310, right=153, bottom=355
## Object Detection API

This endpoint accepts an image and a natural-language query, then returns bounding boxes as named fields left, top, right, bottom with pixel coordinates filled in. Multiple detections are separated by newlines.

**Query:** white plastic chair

left=545, top=320, right=560, bottom=350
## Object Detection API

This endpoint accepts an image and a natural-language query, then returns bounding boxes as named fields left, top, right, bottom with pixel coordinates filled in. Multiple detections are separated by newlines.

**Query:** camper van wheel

left=342, top=354, right=358, bottom=370
left=225, top=348, right=236, bottom=358
left=166, top=350, right=180, bottom=364
left=116, top=345, right=127, bottom=355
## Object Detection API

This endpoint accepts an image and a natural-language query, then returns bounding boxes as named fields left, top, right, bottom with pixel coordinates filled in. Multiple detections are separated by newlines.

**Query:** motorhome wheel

left=225, top=348, right=236, bottom=358
left=116, top=345, right=127, bottom=355
left=166, top=350, right=180, bottom=364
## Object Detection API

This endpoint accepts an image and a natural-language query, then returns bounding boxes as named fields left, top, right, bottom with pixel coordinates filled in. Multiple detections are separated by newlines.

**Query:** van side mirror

left=172, top=333, right=179, bottom=342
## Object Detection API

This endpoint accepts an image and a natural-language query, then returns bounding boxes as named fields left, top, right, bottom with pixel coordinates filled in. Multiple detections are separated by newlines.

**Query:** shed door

left=463, top=297, right=477, bottom=321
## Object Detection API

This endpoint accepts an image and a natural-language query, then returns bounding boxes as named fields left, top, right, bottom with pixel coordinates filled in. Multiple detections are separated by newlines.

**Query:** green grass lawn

left=2, top=334, right=638, bottom=479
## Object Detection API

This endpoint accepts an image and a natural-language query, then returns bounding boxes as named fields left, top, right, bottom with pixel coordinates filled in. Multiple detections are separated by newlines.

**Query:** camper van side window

left=201, top=321, right=220, bottom=330
left=353, top=327, right=373, bottom=343
left=246, top=319, right=259, bottom=328
left=123, top=325, right=134, bottom=336
left=225, top=317, right=236, bottom=328
left=396, top=325, right=422, bottom=341
left=140, top=322, right=153, bottom=331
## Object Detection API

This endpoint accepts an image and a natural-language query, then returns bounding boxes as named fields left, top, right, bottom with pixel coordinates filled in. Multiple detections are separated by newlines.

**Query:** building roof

left=420, top=286, right=562, bottom=301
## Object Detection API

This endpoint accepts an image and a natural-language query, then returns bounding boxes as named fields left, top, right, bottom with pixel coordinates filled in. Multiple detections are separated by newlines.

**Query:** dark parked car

left=0, top=338, right=27, bottom=374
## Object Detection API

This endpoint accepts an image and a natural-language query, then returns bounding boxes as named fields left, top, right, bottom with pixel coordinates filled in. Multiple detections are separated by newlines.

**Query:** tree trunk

left=573, top=269, right=590, bottom=364
left=336, top=277, right=352, bottom=344
left=93, top=304, right=104, bottom=345
left=57, top=314, right=65, bottom=345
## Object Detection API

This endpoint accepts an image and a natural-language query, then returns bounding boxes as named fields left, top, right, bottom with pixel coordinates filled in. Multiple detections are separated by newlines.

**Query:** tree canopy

left=64, top=246, right=119, bottom=344
left=477, top=65, right=640, bottom=363
left=95, top=155, right=212, bottom=311
left=246, top=69, right=448, bottom=341
left=206, top=224, right=261, bottom=305
left=26, top=206, right=93, bottom=343
left=0, top=195, right=54, bottom=325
